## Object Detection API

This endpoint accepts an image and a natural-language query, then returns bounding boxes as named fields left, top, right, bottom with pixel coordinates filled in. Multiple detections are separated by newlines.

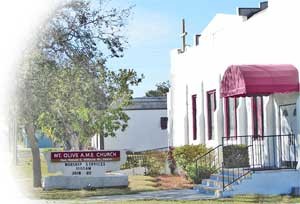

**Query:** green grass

left=14, top=149, right=163, bottom=199
left=23, top=195, right=300, bottom=204
left=14, top=148, right=300, bottom=203
left=51, top=195, right=300, bottom=204
left=33, top=175, right=160, bottom=200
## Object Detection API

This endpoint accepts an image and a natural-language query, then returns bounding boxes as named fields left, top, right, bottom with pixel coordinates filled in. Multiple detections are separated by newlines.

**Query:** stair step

left=194, top=184, right=223, bottom=197
left=194, top=167, right=253, bottom=197
left=222, top=168, right=250, bottom=176
left=210, top=174, right=234, bottom=181
left=202, top=179, right=228, bottom=188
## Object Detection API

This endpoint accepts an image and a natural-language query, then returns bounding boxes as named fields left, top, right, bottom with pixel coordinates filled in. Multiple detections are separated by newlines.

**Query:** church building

left=168, top=0, right=300, bottom=195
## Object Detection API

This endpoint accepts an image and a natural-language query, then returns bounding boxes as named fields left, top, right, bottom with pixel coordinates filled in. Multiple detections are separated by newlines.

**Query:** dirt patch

left=155, top=174, right=194, bottom=190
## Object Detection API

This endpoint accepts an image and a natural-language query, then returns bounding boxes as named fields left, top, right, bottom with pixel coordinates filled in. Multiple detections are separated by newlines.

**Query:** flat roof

left=124, top=97, right=167, bottom=110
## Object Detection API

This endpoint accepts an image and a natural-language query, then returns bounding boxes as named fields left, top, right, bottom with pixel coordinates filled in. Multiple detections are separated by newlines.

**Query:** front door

left=279, top=103, right=297, bottom=167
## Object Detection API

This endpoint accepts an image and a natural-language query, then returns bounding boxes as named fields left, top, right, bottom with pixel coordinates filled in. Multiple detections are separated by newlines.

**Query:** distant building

left=91, top=97, right=168, bottom=152
left=22, top=130, right=53, bottom=148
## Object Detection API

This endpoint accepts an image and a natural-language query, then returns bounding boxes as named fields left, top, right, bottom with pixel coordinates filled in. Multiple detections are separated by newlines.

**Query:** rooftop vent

left=238, top=1, right=268, bottom=19
left=194, top=34, right=201, bottom=46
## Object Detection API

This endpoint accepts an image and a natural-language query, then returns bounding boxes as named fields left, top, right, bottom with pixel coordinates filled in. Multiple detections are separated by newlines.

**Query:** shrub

left=187, top=164, right=217, bottom=184
left=121, top=153, right=145, bottom=169
left=173, top=144, right=209, bottom=172
left=121, top=151, right=167, bottom=176
left=143, top=151, right=167, bottom=176
left=223, top=144, right=249, bottom=168
left=173, top=144, right=215, bottom=183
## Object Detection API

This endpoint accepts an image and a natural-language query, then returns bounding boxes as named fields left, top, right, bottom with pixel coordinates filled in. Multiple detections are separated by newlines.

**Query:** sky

left=106, top=0, right=263, bottom=97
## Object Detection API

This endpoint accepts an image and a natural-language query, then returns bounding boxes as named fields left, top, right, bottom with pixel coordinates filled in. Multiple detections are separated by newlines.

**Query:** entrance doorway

left=279, top=103, right=297, bottom=167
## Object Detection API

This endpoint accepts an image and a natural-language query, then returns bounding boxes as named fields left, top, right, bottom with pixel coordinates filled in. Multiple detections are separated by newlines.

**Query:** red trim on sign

left=50, top=151, right=120, bottom=162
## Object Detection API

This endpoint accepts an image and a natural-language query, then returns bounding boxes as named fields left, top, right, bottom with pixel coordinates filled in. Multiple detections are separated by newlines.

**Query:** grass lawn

left=13, top=148, right=184, bottom=199
left=50, top=195, right=300, bottom=204
left=13, top=148, right=300, bottom=203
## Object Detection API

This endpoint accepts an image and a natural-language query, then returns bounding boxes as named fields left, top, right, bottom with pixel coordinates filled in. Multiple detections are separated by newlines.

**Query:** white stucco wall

left=169, top=0, right=300, bottom=148
left=223, top=170, right=300, bottom=196
left=102, top=109, right=168, bottom=152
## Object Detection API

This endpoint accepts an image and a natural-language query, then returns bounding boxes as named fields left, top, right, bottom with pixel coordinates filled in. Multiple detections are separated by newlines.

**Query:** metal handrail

left=194, top=145, right=222, bottom=162
left=194, top=144, right=223, bottom=184
left=222, top=134, right=297, bottom=191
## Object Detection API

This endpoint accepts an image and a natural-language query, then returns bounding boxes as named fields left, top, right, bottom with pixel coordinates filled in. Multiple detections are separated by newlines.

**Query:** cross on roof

left=180, top=18, right=187, bottom=53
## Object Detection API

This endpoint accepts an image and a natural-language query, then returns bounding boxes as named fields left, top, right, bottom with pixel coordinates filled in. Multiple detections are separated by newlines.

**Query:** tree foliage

left=38, top=0, right=132, bottom=69
left=16, top=0, right=142, bottom=187
left=145, top=81, right=170, bottom=97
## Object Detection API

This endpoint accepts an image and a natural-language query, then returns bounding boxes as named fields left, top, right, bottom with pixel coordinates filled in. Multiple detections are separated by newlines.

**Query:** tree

left=37, top=66, right=142, bottom=150
left=17, top=53, right=55, bottom=187
left=16, top=0, right=142, bottom=187
left=145, top=81, right=170, bottom=97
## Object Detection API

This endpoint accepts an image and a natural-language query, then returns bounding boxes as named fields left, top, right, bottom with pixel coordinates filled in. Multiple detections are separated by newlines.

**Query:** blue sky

left=107, top=0, right=263, bottom=97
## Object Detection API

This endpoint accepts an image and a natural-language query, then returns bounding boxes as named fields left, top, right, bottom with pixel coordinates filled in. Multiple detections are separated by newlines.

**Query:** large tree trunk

left=70, top=133, right=80, bottom=150
left=100, top=134, right=104, bottom=150
left=26, top=123, right=42, bottom=188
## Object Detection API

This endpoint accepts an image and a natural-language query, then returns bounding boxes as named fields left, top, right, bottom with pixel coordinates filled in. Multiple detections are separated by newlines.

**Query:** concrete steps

left=194, top=184, right=223, bottom=197
left=194, top=168, right=252, bottom=197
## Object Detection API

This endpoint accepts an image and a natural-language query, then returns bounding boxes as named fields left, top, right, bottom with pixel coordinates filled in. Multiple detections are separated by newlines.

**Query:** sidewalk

left=84, top=189, right=216, bottom=201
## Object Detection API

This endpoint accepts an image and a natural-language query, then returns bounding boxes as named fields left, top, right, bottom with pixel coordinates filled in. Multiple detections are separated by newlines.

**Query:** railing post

left=273, top=135, right=276, bottom=168
left=218, top=145, right=220, bottom=169
left=252, top=136, right=254, bottom=170
left=222, top=162, right=225, bottom=191
left=293, top=134, right=296, bottom=169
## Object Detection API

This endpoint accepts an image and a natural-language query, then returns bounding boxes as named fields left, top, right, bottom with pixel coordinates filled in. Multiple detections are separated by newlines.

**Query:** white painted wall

left=169, top=0, right=300, bottom=149
left=102, top=109, right=168, bottom=152
left=223, top=170, right=300, bottom=196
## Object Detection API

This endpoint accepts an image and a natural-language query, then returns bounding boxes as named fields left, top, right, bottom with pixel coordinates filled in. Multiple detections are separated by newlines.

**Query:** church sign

left=43, top=150, right=128, bottom=190
left=51, top=150, right=120, bottom=162
left=44, top=150, right=126, bottom=177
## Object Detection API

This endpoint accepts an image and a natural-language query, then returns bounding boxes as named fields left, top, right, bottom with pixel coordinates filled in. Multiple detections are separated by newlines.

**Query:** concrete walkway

left=85, top=189, right=216, bottom=201
left=17, top=190, right=216, bottom=203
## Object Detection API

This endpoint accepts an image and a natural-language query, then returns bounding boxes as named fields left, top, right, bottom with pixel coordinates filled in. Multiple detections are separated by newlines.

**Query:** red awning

left=220, top=64, right=299, bottom=98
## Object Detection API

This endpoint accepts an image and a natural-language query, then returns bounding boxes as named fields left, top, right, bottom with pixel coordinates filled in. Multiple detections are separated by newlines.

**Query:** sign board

left=44, top=150, right=126, bottom=177
left=51, top=151, right=120, bottom=162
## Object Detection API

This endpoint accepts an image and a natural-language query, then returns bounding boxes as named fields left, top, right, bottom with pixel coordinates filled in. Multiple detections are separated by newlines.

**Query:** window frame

left=252, top=96, right=264, bottom=139
left=224, top=97, right=238, bottom=139
left=160, top=117, right=168, bottom=130
left=192, top=94, right=197, bottom=140
left=207, top=90, right=216, bottom=140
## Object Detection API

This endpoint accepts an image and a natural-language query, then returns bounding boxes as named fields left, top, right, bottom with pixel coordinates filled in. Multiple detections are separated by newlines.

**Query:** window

left=192, top=95, right=197, bottom=140
left=225, top=97, right=238, bottom=139
left=207, top=90, right=216, bottom=140
left=160, top=117, right=168, bottom=130
left=252, top=96, right=263, bottom=139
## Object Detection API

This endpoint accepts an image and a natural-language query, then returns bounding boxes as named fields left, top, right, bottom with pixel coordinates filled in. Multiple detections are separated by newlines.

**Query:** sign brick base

left=43, top=173, right=128, bottom=190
